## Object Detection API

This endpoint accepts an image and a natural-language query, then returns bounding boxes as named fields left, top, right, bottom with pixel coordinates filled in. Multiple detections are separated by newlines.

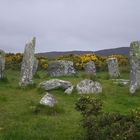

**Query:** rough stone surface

left=64, top=86, right=74, bottom=94
left=47, top=60, right=76, bottom=77
left=19, top=37, right=36, bottom=86
left=107, top=58, right=120, bottom=78
left=76, top=79, right=102, bottom=94
left=0, top=49, right=5, bottom=79
left=130, top=41, right=140, bottom=94
left=33, top=57, right=38, bottom=75
left=39, top=79, right=73, bottom=93
left=40, top=92, right=57, bottom=107
left=84, top=61, right=96, bottom=75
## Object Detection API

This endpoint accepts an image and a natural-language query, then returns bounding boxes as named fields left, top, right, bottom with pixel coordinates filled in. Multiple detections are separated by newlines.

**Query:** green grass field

left=0, top=70, right=140, bottom=140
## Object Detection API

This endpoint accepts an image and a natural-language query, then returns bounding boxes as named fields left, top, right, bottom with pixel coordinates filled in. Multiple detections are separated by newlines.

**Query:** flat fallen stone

left=112, top=79, right=130, bottom=85
left=39, top=79, right=74, bottom=93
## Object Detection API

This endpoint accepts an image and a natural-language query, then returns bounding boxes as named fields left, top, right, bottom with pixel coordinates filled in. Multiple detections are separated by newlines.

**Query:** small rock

left=40, top=92, right=57, bottom=107
left=64, top=86, right=74, bottom=94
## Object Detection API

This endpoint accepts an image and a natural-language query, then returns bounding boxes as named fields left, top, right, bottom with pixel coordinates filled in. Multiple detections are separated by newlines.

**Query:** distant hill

left=37, top=51, right=94, bottom=59
left=37, top=47, right=129, bottom=59
left=95, top=47, right=129, bottom=57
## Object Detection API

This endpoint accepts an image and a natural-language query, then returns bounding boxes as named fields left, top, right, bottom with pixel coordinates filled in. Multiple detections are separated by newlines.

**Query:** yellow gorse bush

left=58, top=53, right=128, bottom=71
left=5, top=53, right=48, bottom=70
left=5, top=53, right=128, bottom=71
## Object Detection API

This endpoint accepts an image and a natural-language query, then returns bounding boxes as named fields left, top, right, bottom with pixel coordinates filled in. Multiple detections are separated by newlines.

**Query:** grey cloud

left=0, top=0, right=140, bottom=53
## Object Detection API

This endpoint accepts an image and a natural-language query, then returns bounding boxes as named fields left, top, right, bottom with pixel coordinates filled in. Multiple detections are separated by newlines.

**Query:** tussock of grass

left=37, top=87, right=45, bottom=94
left=18, top=83, right=37, bottom=90
left=33, top=104, right=65, bottom=116
left=34, top=72, right=41, bottom=79
left=0, top=77, right=9, bottom=83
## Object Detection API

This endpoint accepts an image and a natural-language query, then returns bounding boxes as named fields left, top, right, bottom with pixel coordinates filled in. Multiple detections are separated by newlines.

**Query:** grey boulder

left=76, top=79, right=102, bottom=94
left=47, top=60, right=76, bottom=77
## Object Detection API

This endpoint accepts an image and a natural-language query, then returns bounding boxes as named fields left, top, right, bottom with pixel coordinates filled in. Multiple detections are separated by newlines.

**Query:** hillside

left=95, top=47, right=129, bottom=57
left=37, top=47, right=129, bottom=59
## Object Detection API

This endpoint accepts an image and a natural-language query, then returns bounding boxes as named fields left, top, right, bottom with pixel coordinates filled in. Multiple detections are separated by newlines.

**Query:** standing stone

left=0, top=50, right=5, bottom=79
left=33, top=57, right=38, bottom=75
left=47, top=60, right=76, bottom=77
left=129, top=41, right=140, bottom=94
left=84, top=61, right=96, bottom=75
left=107, top=58, right=120, bottom=78
left=19, top=37, right=36, bottom=86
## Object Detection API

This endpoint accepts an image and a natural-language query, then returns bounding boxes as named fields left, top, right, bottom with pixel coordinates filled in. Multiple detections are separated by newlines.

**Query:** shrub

left=5, top=53, right=49, bottom=70
left=57, top=54, right=128, bottom=72
left=75, top=96, right=140, bottom=140
left=75, top=96, right=102, bottom=117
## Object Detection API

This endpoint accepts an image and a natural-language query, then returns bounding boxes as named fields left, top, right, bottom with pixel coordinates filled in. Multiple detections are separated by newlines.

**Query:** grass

left=0, top=69, right=140, bottom=140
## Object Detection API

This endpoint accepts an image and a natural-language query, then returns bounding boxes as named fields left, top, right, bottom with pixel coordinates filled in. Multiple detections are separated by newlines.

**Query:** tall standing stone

left=33, top=57, right=38, bottom=75
left=84, top=61, right=96, bottom=75
left=0, top=49, right=5, bottom=79
left=129, top=41, right=140, bottom=94
left=19, top=37, right=36, bottom=86
left=107, top=58, right=120, bottom=78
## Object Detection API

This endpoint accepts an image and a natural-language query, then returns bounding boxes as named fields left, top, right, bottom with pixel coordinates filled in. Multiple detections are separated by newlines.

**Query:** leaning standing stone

left=129, top=41, right=140, bottom=94
left=19, top=37, right=36, bottom=86
left=107, top=58, right=120, bottom=78
left=39, top=79, right=73, bottom=94
left=0, top=50, right=5, bottom=79
left=84, top=61, right=96, bottom=75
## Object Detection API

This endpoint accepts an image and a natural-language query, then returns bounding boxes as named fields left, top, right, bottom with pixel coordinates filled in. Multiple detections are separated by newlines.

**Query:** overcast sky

left=0, top=0, right=140, bottom=53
